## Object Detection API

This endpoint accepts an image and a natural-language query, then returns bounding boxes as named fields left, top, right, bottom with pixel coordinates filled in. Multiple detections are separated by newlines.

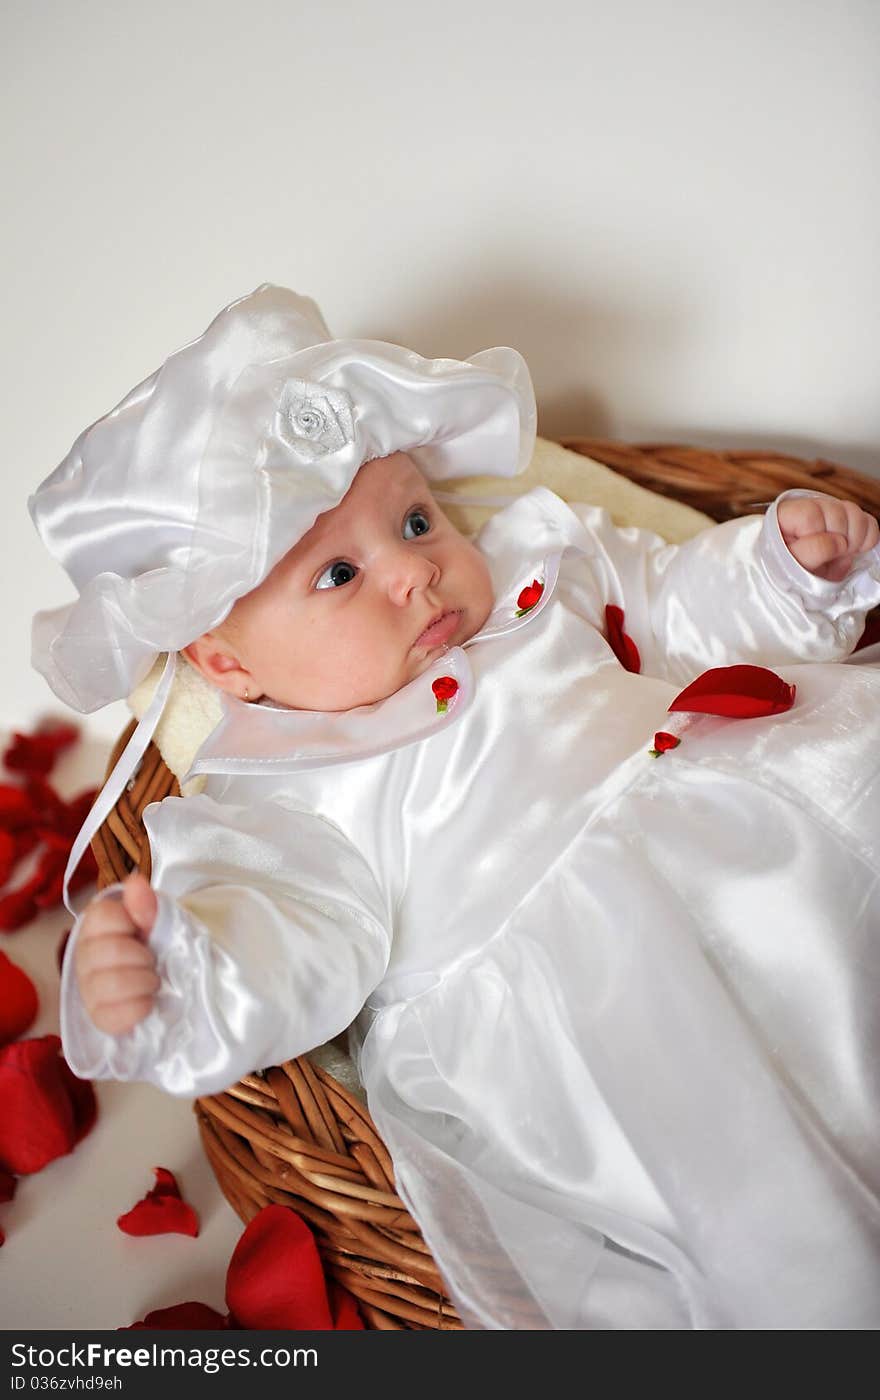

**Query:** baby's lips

left=414, top=610, right=461, bottom=649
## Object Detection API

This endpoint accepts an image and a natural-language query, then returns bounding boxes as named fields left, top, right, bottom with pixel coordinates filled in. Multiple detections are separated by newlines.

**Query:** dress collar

left=186, top=487, right=581, bottom=777
left=185, top=548, right=563, bottom=778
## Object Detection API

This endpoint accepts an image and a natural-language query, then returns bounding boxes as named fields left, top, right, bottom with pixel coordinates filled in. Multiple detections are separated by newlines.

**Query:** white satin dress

left=61, top=486, right=880, bottom=1329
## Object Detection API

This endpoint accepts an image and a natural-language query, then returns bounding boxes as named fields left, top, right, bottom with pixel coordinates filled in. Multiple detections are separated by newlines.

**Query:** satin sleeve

left=563, top=487, right=880, bottom=684
left=59, top=793, right=392, bottom=1097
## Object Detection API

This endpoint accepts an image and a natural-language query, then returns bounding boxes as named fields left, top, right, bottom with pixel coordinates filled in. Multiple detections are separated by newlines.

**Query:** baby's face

left=188, top=452, right=495, bottom=710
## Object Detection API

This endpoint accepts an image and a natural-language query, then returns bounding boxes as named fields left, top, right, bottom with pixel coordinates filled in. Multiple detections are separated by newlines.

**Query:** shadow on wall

left=358, top=273, right=686, bottom=444
left=352, top=268, right=879, bottom=479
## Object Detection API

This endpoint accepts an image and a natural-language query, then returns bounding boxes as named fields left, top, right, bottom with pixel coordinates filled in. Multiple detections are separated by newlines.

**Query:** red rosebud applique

left=0, top=951, right=39, bottom=1046
left=432, top=676, right=459, bottom=715
left=648, top=732, right=681, bottom=758
left=605, top=605, right=642, bottom=674
left=669, top=665, right=796, bottom=719
left=117, top=1166, right=199, bottom=1238
left=127, top=1203, right=364, bottom=1331
left=0, top=1034, right=96, bottom=1174
left=516, top=579, right=544, bottom=617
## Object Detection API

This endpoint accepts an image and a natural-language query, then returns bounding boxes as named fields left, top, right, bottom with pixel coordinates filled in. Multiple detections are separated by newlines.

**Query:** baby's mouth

left=414, top=609, right=462, bottom=650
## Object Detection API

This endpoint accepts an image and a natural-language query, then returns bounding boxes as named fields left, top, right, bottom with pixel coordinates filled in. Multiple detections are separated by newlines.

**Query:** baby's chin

left=265, top=603, right=494, bottom=710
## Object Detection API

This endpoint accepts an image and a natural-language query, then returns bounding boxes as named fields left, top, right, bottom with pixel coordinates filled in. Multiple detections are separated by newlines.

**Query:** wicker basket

left=91, top=439, right=880, bottom=1329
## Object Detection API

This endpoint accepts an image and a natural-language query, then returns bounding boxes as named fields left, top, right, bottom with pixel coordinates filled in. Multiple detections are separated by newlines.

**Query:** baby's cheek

left=466, top=549, right=496, bottom=632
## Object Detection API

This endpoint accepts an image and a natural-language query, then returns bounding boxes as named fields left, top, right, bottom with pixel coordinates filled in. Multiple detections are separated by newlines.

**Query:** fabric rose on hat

left=276, top=380, right=355, bottom=461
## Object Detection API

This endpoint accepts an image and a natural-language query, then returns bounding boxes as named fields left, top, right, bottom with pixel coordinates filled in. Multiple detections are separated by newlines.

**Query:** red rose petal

left=0, top=830, right=15, bottom=886
left=225, top=1204, right=336, bottom=1330
left=669, top=664, right=796, bottom=719
left=12, top=830, right=40, bottom=866
left=35, top=829, right=70, bottom=852
left=328, top=1280, right=366, bottom=1330
left=605, top=605, right=642, bottom=674
left=0, top=785, right=36, bottom=831
left=0, top=1167, right=16, bottom=1203
left=55, top=1057, right=97, bottom=1147
left=4, top=724, right=79, bottom=778
left=0, top=1035, right=76, bottom=1173
left=0, top=884, right=42, bottom=934
left=0, top=951, right=39, bottom=1046
left=65, top=847, right=98, bottom=903
left=58, top=788, right=97, bottom=840
left=0, top=828, right=15, bottom=884
left=126, top=1302, right=228, bottom=1330
left=117, top=1198, right=199, bottom=1237
left=2, top=827, right=43, bottom=889
left=149, top=1166, right=180, bottom=1196
left=4, top=736, right=56, bottom=779
left=31, top=848, right=68, bottom=909
left=117, top=1166, right=199, bottom=1237
left=23, top=777, right=64, bottom=827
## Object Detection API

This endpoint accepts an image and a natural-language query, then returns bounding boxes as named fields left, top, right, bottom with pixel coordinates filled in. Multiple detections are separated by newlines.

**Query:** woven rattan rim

left=560, top=439, right=880, bottom=522
left=91, top=438, right=880, bottom=1329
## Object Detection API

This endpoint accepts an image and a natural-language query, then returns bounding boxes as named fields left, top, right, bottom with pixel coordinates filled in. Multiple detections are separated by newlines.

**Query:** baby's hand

left=73, top=872, right=160, bottom=1035
left=777, top=496, right=880, bottom=583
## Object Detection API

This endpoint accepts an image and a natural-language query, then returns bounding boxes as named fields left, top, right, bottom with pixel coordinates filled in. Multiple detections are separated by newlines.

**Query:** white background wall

left=4, top=0, right=879, bottom=735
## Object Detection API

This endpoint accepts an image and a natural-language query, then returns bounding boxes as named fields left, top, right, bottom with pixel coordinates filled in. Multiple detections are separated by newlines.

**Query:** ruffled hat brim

left=30, top=286, right=536, bottom=712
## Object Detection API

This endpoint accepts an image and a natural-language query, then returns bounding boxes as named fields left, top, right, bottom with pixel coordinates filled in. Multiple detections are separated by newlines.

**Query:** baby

left=74, top=451, right=878, bottom=1034
left=30, top=286, right=880, bottom=1330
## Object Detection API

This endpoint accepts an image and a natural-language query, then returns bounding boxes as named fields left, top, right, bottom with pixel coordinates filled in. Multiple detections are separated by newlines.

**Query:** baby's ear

left=181, top=632, right=254, bottom=698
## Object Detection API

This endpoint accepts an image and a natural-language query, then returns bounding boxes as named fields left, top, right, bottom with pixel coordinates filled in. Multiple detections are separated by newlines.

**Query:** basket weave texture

left=91, top=439, right=880, bottom=1329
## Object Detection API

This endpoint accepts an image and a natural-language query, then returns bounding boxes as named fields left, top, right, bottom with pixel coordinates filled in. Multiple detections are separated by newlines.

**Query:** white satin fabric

left=29, top=284, right=535, bottom=712
left=61, top=486, right=880, bottom=1329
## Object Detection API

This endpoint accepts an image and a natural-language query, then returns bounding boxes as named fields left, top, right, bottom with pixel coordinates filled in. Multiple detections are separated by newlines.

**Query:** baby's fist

left=74, top=872, right=160, bottom=1035
left=778, top=495, right=879, bottom=583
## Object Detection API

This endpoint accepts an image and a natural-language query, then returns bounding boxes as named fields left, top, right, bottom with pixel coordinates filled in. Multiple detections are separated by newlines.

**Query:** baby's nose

left=385, top=545, right=440, bottom=602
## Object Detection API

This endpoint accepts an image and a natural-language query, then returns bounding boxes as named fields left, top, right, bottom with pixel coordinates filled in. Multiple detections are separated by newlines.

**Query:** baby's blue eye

left=315, top=560, right=358, bottom=590
left=403, top=509, right=431, bottom=539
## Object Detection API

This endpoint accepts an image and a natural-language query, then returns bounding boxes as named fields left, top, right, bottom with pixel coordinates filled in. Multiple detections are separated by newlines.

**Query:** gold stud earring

left=243, top=687, right=249, bottom=702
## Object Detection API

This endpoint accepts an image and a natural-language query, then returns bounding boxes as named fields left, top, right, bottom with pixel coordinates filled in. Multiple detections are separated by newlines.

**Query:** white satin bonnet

left=29, top=284, right=535, bottom=714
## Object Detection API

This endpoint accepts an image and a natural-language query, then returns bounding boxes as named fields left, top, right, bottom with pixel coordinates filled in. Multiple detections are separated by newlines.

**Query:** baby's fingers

left=81, top=965, right=160, bottom=1030
left=850, top=509, right=880, bottom=556
left=121, top=872, right=158, bottom=941
left=75, top=931, right=156, bottom=980
left=78, top=893, right=140, bottom=943
left=87, top=993, right=159, bottom=1037
left=786, top=531, right=851, bottom=578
